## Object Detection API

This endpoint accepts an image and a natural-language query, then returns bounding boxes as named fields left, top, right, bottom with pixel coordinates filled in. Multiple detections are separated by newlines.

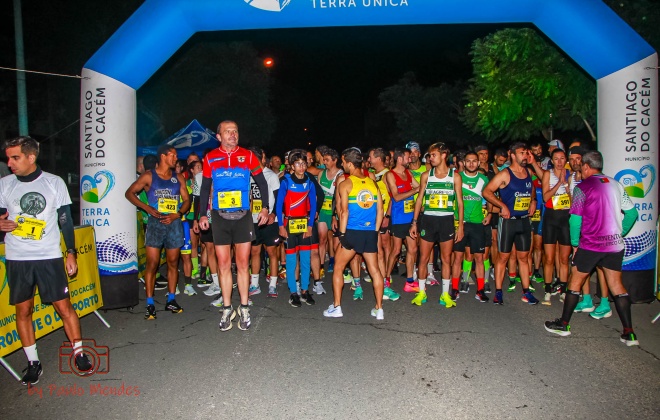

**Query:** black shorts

left=311, top=221, right=319, bottom=248
left=490, top=213, right=500, bottom=229
left=453, top=222, right=486, bottom=253
left=572, top=248, right=624, bottom=273
left=200, top=227, right=213, bottom=244
left=344, top=229, right=378, bottom=254
left=497, top=217, right=532, bottom=253
left=145, top=217, right=184, bottom=249
left=285, top=232, right=313, bottom=251
left=542, top=208, right=571, bottom=246
left=419, top=215, right=455, bottom=244
left=483, top=224, right=493, bottom=247
left=253, top=222, right=281, bottom=247
left=211, top=211, right=254, bottom=246
left=390, top=223, right=412, bottom=239
left=8, top=258, right=69, bottom=305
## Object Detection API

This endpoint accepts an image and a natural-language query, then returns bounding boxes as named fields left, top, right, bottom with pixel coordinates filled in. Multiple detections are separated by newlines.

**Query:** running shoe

left=363, top=272, right=372, bottom=283
left=197, top=278, right=212, bottom=287
left=544, top=319, right=571, bottom=336
left=296, top=281, right=302, bottom=295
left=154, top=279, right=168, bottom=290
left=219, top=306, right=236, bottom=331
left=450, top=289, right=460, bottom=301
left=278, top=266, right=287, bottom=279
left=507, top=279, right=517, bottom=292
left=237, top=306, right=251, bottom=330
left=344, top=272, right=352, bottom=284
left=353, top=287, right=364, bottom=301
left=210, top=296, right=224, bottom=307
left=475, top=290, right=489, bottom=303
left=184, top=284, right=197, bottom=296
left=163, top=286, right=181, bottom=296
left=521, top=292, right=539, bottom=305
left=144, top=304, right=157, bottom=320
left=575, top=299, right=595, bottom=313
left=459, top=281, right=469, bottom=294
left=426, top=277, right=440, bottom=287
left=248, top=285, right=261, bottom=296
left=590, top=304, right=612, bottom=320
left=323, top=304, right=343, bottom=318
left=320, top=268, right=325, bottom=278
left=74, top=353, right=94, bottom=374
left=403, top=282, right=419, bottom=293
left=620, top=332, right=639, bottom=346
left=289, top=293, right=302, bottom=308
left=484, top=282, right=492, bottom=294
left=528, top=284, right=536, bottom=292
left=191, top=269, right=200, bottom=280
left=204, top=284, right=221, bottom=296
left=531, top=273, right=544, bottom=283
left=383, top=287, right=401, bottom=301
left=411, top=290, right=427, bottom=306
left=370, top=307, right=385, bottom=320
left=165, top=299, right=183, bottom=313
left=493, top=290, right=504, bottom=305
left=551, top=283, right=564, bottom=296
left=439, top=292, right=456, bottom=308
left=559, top=293, right=565, bottom=303
left=327, top=261, right=334, bottom=273
left=542, top=292, right=552, bottom=306
left=21, top=361, right=42, bottom=386
left=300, top=290, right=316, bottom=306
left=313, top=281, right=327, bottom=295
left=267, top=286, right=278, bottom=298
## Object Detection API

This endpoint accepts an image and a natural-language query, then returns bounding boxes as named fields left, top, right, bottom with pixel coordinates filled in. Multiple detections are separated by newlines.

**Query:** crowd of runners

left=124, top=121, right=640, bottom=347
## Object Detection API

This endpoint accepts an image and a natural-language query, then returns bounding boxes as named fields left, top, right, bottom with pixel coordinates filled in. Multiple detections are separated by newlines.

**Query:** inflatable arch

left=81, top=0, right=657, bottom=284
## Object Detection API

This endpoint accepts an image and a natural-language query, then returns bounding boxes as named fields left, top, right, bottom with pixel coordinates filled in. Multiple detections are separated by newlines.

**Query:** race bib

left=429, top=194, right=449, bottom=209
left=322, top=198, right=333, bottom=211
left=13, top=216, right=46, bottom=240
left=454, top=219, right=460, bottom=229
left=252, top=199, right=262, bottom=214
left=552, top=193, right=571, bottom=210
left=513, top=196, right=531, bottom=211
left=218, top=191, right=242, bottom=209
left=531, top=209, right=541, bottom=222
left=158, top=198, right=177, bottom=214
left=404, top=200, right=415, bottom=213
left=482, top=207, right=488, bottom=218
left=288, top=218, right=307, bottom=234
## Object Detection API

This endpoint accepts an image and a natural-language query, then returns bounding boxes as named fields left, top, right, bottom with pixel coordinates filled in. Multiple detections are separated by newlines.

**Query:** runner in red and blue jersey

left=198, top=120, right=270, bottom=332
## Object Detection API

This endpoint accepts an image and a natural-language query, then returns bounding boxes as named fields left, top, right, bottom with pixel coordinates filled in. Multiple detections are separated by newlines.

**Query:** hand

left=146, top=207, right=161, bottom=219
left=381, top=216, right=390, bottom=229
left=199, top=216, right=209, bottom=230
left=0, top=212, right=18, bottom=232
left=500, top=205, right=511, bottom=219
left=303, top=226, right=312, bottom=239
left=331, top=217, right=338, bottom=232
left=409, top=223, right=418, bottom=239
left=482, top=214, right=492, bottom=226
left=65, top=254, right=78, bottom=277
left=192, top=220, right=200, bottom=234
left=455, top=225, right=464, bottom=243
left=267, top=213, right=276, bottom=225
left=279, top=225, right=288, bottom=239
left=160, top=213, right=178, bottom=225
left=257, top=208, right=269, bottom=226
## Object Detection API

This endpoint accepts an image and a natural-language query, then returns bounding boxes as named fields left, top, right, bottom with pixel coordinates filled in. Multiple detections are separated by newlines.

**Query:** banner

left=0, top=226, right=103, bottom=358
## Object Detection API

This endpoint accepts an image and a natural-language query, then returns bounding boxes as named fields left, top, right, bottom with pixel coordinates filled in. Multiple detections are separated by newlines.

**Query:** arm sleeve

left=252, top=172, right=270, bottom=210
left=199, top=176, right=212, bottom=218
left=621, top=207, right=638, bottom=237
left=308, top=177, right=317, bottom=219
left=276, top=179, right=287, bottom=226
left=271, top=189, right=279, bottom=215
left=569, top=214, right=582, bottom=247
left=58, top=204, right=76, bottom=251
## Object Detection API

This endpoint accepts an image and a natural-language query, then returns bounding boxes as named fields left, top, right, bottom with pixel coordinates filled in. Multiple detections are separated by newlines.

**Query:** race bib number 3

left=13, top=216, right=46, bottom=240
left=404, top=200, right=415, bottom=213
left=252, top=199, right=262, bottom=214
left=513, top=196, right=531, bottom=211
left=218, top=191, right=242, bottom=209
left=552, top=194, right=571, bottom=210
left=288, top=218, right=307, bottom=234
left=158, top=198, right=178, bottom=214
left=429, top=194, right=449, bottom=209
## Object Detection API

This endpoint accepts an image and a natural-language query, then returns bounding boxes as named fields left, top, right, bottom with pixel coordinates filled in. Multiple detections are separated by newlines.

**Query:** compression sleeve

left=569, top=214, right=582, bottom=247
left=58, top=204, right=75, bottom=251
left=621, top=207, right=638, bottom=237
left=192, top=195, right=201, bottom=220
left=199, top=176, right=212, bottom=219
left=276, top=178, right=288, bottom=226
left=270, top=189, right=279, bottom=215
left=253, top=171, right=270, bottom=210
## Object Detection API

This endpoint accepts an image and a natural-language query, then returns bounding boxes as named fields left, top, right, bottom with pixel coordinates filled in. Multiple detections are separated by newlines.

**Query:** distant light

left=308, top=142, right=312, bottom=145
left=304, top=128, right=308, bottom=131
left=263, top=58, right=274, bottom=68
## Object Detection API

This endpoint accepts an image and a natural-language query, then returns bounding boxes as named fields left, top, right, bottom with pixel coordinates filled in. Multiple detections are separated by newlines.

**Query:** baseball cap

left=568, top=146, right=588, bottom=156
left=405, top=141, right=421, bottom=152
left=548, top=139, right=565, bottom=151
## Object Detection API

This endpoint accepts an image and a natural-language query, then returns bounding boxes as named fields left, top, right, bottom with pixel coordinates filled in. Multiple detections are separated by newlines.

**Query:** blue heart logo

left=81, top=170, right=115, bottom=203
left=245, top=0, right=291, bottom=12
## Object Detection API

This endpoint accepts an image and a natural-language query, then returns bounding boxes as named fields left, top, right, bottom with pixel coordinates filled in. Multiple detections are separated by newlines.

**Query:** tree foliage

left=379, top=72, right=480, bottom=149
left=462, top=28, right=596, bottom=142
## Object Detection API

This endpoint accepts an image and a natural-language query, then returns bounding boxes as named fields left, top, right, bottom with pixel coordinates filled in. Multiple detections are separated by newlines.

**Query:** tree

left=462, top=28, right=596, bottom=142
left=379, top=72, right=481, bottom=150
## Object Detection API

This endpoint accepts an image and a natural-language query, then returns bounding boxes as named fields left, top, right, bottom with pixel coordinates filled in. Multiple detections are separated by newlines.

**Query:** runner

left=0, top=136, right=94, bottom=385
left=544, top=151, right=639, bottom=346
left=317, top=148, right=343, bottom=284
left=125, top=144, right=191, bottom=318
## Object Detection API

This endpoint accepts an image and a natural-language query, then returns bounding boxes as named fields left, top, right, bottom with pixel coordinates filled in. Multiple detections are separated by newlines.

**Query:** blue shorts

left=145, top=217, right=184, bottom=250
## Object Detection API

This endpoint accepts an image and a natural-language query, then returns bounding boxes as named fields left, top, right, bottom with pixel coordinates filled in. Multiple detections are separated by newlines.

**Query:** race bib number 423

left=158, top=198, right=177, bottom=214
left=13, top=216, right=46, bottom=240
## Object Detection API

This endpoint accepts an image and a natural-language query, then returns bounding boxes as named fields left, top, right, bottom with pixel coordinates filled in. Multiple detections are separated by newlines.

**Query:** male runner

left=198, top=121, right=270, bottom=331
left=317, top=148, right=343, bottom=283
left=0, top=136, right=93, bottom=385
left=544, top=151, right=639, bottom=345
left=125, top=144, right=190, bottom=318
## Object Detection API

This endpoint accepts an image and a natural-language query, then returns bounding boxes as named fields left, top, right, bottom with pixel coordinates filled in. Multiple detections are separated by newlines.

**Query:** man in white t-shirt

left=0, top=136, right=94, bottom=386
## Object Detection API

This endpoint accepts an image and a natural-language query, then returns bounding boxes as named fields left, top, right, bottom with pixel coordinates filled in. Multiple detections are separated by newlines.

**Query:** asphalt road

left=1, top=273, right=658, bottom=419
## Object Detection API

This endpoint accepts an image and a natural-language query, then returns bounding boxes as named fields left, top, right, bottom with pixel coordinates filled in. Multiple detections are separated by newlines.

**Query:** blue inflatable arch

left=81, top=0, right=657, bottom=289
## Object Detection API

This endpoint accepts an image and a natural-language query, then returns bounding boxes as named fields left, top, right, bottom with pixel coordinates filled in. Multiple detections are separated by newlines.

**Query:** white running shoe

left=323, top=304, right=343, bottom=318
left=183, top=284, right=197, bottom=296
left=313, top=281, right=327, bottom=295
left=164, top=286, right=180, bottom=296
left=204, top=284, right=221, bottom=296
left=542, top=292, right=552, bottom=306
left=370, top=307, right=384, bottom=320
left=210, top=296, right=224, bottom=307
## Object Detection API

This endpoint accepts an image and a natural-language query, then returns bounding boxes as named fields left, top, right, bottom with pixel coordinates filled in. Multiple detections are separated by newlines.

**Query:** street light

left=263, top=57, right=274, bottom=68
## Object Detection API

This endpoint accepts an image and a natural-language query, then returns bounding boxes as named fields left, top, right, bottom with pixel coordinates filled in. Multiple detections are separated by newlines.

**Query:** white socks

left=269, top=276, right=278, bottom=288
left=442, top=279, right=450, bottom=295
left=250, top=274, right=259, bottom=287
left=211, top=273, right=219, bottom=287
left=23, top=344, right=39, bottom=362
left=418, top=278, right=427, bottom=292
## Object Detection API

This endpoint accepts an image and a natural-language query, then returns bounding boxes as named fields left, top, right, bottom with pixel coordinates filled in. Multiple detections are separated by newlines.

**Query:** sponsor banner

left=80, top=69, right=138, bottom=275
left=598, top=53, right=659, bottom=271
left=0, top=226, right=104, bottom=358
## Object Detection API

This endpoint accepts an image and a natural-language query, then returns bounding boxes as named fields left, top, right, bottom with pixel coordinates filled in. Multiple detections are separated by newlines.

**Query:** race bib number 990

left=288, top=218, right=307, bottom=234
